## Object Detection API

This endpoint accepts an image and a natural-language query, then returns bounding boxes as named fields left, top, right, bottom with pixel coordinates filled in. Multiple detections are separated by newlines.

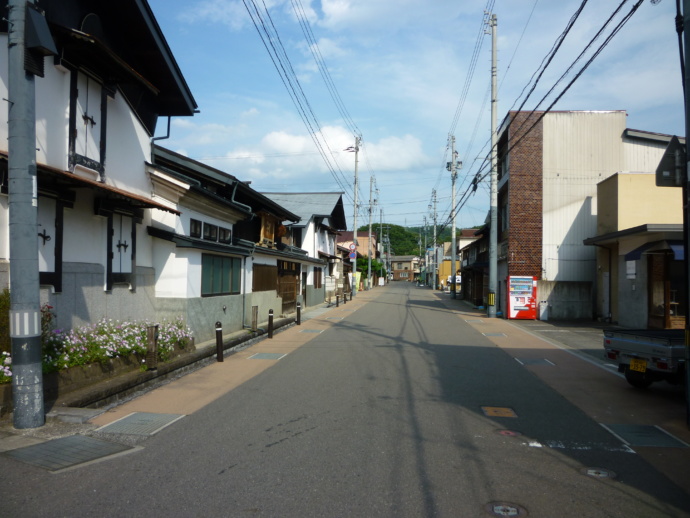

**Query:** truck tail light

left=606, top=350, right=619, bottom=360
left=656, top=360, right=669, bottom=370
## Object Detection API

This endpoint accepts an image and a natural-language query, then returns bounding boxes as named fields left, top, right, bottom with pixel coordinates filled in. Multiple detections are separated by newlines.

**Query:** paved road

left=1, top=282, right=689, bottom=517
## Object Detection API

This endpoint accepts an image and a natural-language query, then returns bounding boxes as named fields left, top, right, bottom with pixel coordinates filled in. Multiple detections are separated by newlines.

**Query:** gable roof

left=152, top=146, right=300, bottom=222
left=261, top=192, right=347, bottom=230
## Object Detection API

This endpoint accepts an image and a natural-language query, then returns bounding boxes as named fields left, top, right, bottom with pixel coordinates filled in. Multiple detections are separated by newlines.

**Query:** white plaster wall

left=62, top=190, right=106, bottom=266
left=35, top=64, right=70, bottom=169
left=135, top=211, right=154, bottom=268
left=153, top=243, right=192, bottom=298
left=0, top=195, right=8, bottom=260
left=106, top=93, right=152, bottom=195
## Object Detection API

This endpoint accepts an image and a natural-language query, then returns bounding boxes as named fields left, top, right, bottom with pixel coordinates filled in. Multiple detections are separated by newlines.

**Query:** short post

left=344, top=291, right=347, bottom=304
left=268, top=309, right=274, bottom=339
left=146, top=324, right=159, bottom=370
left=296, top=302, right=302, bottom=325
left=215, top=321, right=223, bottom=362
left=251, top=306, right=259, bottom=332
left=336, top=295, right=340, bottom=308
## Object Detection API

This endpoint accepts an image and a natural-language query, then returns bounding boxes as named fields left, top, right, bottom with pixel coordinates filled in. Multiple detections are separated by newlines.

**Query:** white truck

left=603, top=329, right=686, bottom=389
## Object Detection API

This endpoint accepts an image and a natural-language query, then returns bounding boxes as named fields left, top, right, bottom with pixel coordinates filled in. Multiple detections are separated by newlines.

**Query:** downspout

left=231, top=181, right=253, bottom=215
left=151, top=116, right=171, bottom=145
left=242, top=243, right=257, bottom=329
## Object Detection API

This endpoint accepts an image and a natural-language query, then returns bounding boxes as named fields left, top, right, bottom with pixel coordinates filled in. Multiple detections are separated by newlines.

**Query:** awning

left=624, top=240, right=684, bottom=261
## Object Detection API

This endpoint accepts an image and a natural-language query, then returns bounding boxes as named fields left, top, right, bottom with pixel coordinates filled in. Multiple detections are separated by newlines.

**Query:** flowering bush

left=0, top=352, right=11, bottom=384
left=0, top=312, right=193, bottom=383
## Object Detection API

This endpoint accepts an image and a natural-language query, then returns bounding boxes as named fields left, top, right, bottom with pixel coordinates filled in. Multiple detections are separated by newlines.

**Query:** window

left=202, top=254, right=241, bottom=296
left=190, top=219, right=202, bottom=238
left=314, top=267, right=323, bottom=289
left=69, top=71, right=108, bottom=176
left=397, top=262, right=403, bottom=269
left=112, top=214, right=133, bottom=274
left=253, top=264, right=278, bottom=292
left=219, top=227, right=232, bottom=244
left=203, top=223, right=218, bottom=241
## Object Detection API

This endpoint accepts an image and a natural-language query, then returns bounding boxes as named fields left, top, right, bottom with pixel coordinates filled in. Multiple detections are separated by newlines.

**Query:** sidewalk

left=0, top=292, right=376, bottom=452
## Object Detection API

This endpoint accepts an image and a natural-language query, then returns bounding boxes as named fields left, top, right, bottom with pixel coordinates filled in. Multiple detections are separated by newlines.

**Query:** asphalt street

left=1, top=282, right=689, bottom=517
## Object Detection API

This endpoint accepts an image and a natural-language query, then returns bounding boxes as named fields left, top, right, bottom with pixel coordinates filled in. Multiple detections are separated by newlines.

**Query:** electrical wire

left=241, top=0, right=355, bottom=205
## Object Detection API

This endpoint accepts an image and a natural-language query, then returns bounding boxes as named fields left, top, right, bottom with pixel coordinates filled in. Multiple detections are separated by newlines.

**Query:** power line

left=241, top=0, right=354, bottom=205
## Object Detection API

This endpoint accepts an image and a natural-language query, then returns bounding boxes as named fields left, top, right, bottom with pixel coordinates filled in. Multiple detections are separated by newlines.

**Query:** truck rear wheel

left=624, top=367, right=653, bottom=389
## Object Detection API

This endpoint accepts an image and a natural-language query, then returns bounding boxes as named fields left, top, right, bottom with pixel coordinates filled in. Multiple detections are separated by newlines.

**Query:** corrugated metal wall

left=542, top=111, right=627, bottom=281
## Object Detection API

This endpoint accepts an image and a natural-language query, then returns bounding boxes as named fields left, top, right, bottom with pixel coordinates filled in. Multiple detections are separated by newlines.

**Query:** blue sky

left=148, top=0, right=684, bottom=232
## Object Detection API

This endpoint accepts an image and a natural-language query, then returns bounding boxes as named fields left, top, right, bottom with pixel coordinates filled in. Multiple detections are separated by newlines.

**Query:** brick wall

left=506, top=111, right=543, bottom=278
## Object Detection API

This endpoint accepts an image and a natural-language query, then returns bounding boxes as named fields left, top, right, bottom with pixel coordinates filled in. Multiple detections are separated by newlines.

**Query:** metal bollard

left=215, top=321, right=223, bottom=362
left=268, top=309, right=274, bottom=338
left=296, top=302, right=301, bottom=325
left=344, top=291, right=347, bottom=304
left=336, top=295, right=340, bottom=308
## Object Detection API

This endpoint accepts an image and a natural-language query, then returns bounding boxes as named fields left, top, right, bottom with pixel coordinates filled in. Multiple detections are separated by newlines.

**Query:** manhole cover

left=2, top=435, right=132, bottom=471
left=97, top=412, right=184, bottom=436
left=581, top=467, right=616, bottom=479
left=485, top=502, right=528, bottom=516
left=300, top=329, right=323, bottom=334
left=248, top=353, right=286, bottom=360
left=483, top=333, right=506, bottom=337
left=326, top=317, right=343, bottom=321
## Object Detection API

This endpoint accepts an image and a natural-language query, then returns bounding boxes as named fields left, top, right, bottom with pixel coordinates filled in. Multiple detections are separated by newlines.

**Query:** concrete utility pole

left=367, top=176, right=374, bottom=290
left=448, top=136, right=460, bottom=299
left=682, top=0, right=690, bottom=426
left=379, top=208, right=384, bottom=281
left=8, top=0, right=45, bottom=428
left=488, top=13, right=498, bottom=318
left=349, top=136, right=361, bottom=298
left=431, top=189, right=437, bottom=291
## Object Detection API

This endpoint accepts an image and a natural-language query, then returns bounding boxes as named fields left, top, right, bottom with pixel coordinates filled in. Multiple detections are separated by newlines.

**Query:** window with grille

left=202, top=254, right=241, bottom=296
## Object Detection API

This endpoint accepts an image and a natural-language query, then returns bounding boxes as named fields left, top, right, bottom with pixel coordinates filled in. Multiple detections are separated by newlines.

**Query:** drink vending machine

left=506, top=276, right=537, bottom=320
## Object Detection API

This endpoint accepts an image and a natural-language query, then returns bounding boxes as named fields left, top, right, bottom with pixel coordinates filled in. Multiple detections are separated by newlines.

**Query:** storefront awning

left=624, top=240, right=684, bottom=261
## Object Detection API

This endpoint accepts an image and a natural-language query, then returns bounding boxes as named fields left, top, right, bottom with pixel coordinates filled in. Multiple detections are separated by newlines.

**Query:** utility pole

left=488, top=13, right=498, bottom=318
left=423, top=216, right=427, bottom=285
left=8, top=0, right=50, bottom=428
left=348, top=136, right=361, bottom=298
left=379, top=208, right=384, bottom=281
left=448, top=136, right=461, bottom=299
left=367, top=176, right=374, bottom=290
left=682, top=0, right=690, bottom=426
left=431, top=190, right=437, bottom=291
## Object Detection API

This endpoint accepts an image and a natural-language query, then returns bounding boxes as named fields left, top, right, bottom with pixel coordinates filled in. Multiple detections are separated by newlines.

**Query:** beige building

left=584, top=172, right=683, bottom=328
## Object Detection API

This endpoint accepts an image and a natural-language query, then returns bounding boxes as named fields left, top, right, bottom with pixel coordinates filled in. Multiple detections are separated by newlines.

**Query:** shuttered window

left=253, top=264, right=278, bottom=292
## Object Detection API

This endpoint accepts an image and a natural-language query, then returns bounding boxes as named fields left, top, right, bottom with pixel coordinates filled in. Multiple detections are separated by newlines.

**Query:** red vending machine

left=506, top=276, right=537, bottom=320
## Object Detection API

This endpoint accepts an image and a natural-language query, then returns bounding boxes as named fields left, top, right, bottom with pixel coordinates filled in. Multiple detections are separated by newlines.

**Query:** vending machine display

left=506, top=276, right=537, bottom=320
